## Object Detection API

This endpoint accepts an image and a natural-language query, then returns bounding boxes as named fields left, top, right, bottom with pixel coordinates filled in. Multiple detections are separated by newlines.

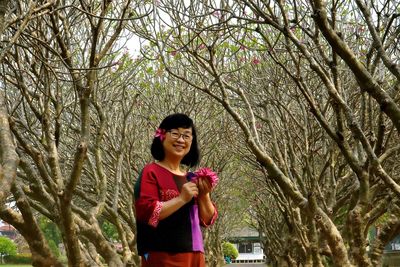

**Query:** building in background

left=226, top=227, right=266, bottom=263
left=0, top=223, right=18, bottom=240
left=382, top=234, right=400, bottom=266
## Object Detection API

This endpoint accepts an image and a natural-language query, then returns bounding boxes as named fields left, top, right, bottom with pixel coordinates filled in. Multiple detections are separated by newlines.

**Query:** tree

left=222, top=241, right=238, bottom=260
left=0, top=236, right=17, bottom=264
left=3, top=0, right=398, bottom=266
left=135, top=0, right=400, bottom=266
left=0, top=0, right=152, bottom=266
left=0, top=2, right=247, bottom=265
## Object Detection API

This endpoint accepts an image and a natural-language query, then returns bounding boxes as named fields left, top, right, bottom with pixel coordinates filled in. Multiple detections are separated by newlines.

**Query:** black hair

left=151, top=113, right=200, bottom=167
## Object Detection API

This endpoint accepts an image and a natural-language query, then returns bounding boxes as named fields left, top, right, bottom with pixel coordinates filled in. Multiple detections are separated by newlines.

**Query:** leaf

left=146, top=67, right=154, bottom=74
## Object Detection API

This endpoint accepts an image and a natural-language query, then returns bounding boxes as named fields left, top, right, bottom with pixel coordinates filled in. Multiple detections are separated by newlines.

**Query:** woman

left=134, top=113, right=218, bottom=267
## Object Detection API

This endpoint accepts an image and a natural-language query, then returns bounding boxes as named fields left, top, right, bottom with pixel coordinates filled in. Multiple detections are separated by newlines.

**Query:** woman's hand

left=159, top=182, right=198, bottom=220
left=179, top=182, right=199, bottom=203
left=197, top=177, right=212, bottom=197
left=196, top=177, right=216, bottom=225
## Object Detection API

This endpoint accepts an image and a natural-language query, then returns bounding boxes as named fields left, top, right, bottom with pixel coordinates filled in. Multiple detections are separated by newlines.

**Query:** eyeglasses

left=168, top=130, right=193, bottom=141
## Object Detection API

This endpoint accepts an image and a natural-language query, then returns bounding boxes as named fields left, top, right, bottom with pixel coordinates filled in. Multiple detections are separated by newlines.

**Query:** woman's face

left=162, top=127, right=193, bottom=160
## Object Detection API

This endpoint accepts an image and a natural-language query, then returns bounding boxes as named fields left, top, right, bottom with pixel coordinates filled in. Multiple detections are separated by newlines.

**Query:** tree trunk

left=202, top=228, right=224, bottom=267
left=315, top=208, right=355, bottom=266
left=76, top=217, right=124, bottom=267
left=348, top=206, right=371, bottom=267
left=0, top=0, right=9, bottom=36
left=59, top=202, right=85, bottom=267
left=0, top=185, right=63, bottom=267
left=0, top=90, right=19, bottom=204
left=308, top=220, right=324, bottom=267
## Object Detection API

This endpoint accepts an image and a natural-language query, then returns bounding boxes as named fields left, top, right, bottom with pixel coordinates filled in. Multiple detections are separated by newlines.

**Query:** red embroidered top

left=134, top=163, right=218, bottom=255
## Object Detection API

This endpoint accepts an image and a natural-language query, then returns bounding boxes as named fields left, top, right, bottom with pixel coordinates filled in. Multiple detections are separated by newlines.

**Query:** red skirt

left=141, top=251, right=205, bottom=267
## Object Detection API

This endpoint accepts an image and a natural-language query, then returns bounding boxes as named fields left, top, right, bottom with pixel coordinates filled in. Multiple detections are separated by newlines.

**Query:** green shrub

left=0, top=236, right=17, bottom=256
left=4, top=253, right=32, bottom=264
left=0, top=236, right=17, bottom=264
left=48, top=240, right=60, bottom=257
left=222, top=241, right=239, bottom=259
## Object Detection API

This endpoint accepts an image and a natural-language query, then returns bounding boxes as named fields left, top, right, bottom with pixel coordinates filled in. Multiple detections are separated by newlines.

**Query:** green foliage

left=0, top=265, right=31, bottom=267
left=0, top=236, right=17, bottom=257
left=38, top=216, right=62, bottom=258
left=222, top=241, right=238, bottom=259
left=58, top=255, right=68, bottom=265
left=47, top=240, right=60, bottom=258
left=3, top=253, right=32, bottom=264
left=146, top=66, right=154, bottom=75
left=375, top=213, right=390, bottom=226
left=38, top=216, right=62, bottom=246
left=101, top=221, right=119, bottom=241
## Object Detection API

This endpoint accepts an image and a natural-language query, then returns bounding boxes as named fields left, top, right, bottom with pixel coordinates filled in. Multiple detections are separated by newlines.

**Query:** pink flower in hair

left=192, top=167, right=219, bottom=189
left=154, top=128, right=166, bottom=141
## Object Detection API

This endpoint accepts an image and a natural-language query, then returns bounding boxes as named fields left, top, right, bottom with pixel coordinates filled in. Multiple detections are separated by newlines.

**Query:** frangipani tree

left=0, top=0, right=153, bottom=266
left=135, top=0, right=400, bottom=266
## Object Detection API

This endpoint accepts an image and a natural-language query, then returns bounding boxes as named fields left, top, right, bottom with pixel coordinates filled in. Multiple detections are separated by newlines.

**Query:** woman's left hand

left=197, top=177, right=212, bottom=196
left=196, top=177, right=216, bottom=225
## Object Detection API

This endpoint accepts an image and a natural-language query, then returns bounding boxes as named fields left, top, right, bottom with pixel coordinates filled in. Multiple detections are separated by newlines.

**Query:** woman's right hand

left=179, top=182, right=199, bottom=203
left=159, top=182, right=199, bottom=221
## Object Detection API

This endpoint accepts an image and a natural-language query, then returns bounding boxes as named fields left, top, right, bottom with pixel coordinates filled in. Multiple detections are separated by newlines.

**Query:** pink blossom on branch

left=212, top=11, right=221, bottom=18
left=252, top=58, right=261, bottom=65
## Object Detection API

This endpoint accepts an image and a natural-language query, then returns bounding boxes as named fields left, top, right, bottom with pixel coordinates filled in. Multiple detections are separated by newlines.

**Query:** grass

left=0, top=265, right=32, bottom=267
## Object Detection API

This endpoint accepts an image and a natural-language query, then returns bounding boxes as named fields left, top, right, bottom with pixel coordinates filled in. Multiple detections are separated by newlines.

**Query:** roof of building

left=229, top=227, right=259, bottom=237
left=225, top=226, right=262, bottom=242
left=0, top=224, right=17, bottom=232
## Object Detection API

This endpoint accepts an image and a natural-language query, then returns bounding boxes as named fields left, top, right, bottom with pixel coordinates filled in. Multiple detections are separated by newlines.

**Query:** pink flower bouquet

left=192, top=167, right=219, bottom=189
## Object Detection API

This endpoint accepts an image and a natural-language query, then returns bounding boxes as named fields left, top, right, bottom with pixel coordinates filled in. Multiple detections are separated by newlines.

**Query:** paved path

left=227, top=264, right=268, bottom=267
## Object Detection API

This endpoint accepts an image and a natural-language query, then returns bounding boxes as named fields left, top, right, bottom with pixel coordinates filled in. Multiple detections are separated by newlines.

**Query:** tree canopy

left=0, top=236, right=17, bottom=263
left=0, top=0, right=400, bottom=266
